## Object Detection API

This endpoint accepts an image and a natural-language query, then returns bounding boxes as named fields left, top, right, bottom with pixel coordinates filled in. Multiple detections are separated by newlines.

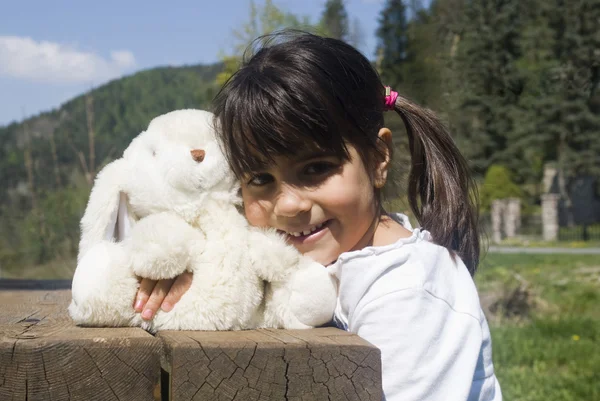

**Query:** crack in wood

left=83, top=348, right=121, bottom=401
left=40, top=350, right=52, bottom=393
left=10, top=340, right=17, bottom=363
left=16, top=311, right=40, bottom=325
left=283, top=354, right=290, bottom=401
left=109, top=347, right=153, bottom=384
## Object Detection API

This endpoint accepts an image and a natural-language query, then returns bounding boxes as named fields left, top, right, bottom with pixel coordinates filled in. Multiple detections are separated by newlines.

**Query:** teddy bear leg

left=128, top=212, right=205, bottom=280
left=263, top=257, right=338, bottom=329
left=69, top=242, right=138, bottom=327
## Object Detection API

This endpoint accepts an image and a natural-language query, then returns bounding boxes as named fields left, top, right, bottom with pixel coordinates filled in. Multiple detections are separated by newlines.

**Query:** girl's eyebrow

left=294, top=150, right=337, bottom=163
left=245, top=150, right=338, bottom=174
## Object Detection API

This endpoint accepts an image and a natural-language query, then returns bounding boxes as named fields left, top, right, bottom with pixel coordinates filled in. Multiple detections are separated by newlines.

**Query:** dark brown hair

left=213, top=31, right=480, bottom=275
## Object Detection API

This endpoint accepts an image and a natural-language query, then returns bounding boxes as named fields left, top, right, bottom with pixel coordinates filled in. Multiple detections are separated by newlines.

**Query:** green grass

left=477, top=253, right=600, bottom=400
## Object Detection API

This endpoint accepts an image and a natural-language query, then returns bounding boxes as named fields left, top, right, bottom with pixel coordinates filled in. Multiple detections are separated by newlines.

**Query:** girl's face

left=241, top=144, right=384, bottom=265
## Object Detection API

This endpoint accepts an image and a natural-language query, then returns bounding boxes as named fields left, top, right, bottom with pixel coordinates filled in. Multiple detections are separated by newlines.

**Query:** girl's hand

left=133, top=272, right=193, bottom=320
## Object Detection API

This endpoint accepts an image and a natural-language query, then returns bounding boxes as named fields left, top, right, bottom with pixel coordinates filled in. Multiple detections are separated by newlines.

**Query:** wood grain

left=0, top=289, right=162, bottom=401
left=159, top=328, right=382, bottom=401
left=0, top=285, right=382, bottom=401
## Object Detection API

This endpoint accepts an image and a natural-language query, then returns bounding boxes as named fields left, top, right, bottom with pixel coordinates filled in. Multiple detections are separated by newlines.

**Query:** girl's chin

left=301, top=250, right=338, bottom=266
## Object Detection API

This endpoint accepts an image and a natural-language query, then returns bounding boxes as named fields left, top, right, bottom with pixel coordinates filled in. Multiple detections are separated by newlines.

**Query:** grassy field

left=477, top=253, right=600, bottom=401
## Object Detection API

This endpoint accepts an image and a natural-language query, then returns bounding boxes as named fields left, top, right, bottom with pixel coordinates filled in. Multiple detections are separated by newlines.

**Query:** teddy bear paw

left=288, top=260, right=338, bottom=327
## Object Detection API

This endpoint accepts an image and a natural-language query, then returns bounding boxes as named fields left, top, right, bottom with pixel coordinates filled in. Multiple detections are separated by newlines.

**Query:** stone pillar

left=543, top=164, right=558, bottom=194
left=505, top=198, right=521, bottom=238
left=491, top=199, right=505, bottom=243
left=542, top=194, right=560, bottom=241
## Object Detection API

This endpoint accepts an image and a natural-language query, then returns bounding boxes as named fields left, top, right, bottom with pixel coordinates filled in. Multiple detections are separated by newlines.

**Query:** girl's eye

left=303, top=161, right=337, bottom=175
left=247, top=173, right=274, bottom=187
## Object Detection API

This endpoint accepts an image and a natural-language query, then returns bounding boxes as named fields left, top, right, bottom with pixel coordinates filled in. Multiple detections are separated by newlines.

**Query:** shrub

left=480, top=164, right=523, bottom=212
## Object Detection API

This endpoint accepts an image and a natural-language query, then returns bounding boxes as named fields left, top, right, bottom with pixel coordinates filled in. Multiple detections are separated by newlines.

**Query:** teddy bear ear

left=78, top=159, right=135, bottom=261
left=115, top=192, right=133, bottom=241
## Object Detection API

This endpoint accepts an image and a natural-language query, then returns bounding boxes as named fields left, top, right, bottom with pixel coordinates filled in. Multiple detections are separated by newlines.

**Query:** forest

left=0, top=0, right=598, bottom=276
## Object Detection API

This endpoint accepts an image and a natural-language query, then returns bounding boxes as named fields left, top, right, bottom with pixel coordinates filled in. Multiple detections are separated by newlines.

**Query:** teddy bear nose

left=190, top=149, right=205, bottom=162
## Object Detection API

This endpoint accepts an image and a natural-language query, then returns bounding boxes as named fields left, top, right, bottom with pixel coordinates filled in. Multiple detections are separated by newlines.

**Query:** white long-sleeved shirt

left=330, top=223, right=502, bottom=401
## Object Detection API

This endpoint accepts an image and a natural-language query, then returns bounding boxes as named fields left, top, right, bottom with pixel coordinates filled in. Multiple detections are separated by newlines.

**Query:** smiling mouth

left=279, top=220, right=331, bottom=239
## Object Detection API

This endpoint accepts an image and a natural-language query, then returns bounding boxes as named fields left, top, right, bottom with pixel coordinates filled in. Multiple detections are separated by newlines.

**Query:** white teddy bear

left=69, top=109, right=338, bottom=332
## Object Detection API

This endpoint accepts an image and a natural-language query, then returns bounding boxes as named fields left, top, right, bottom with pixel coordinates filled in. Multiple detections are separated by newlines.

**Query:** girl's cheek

left=243, top=199, right=271, bottom=227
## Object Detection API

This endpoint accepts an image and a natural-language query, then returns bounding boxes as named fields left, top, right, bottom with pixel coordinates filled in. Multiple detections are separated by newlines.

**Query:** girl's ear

left=374, top=127, right=393, bottom=189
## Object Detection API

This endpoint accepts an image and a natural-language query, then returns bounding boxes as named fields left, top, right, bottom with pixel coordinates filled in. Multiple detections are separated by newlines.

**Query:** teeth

left=287, top=222, right=325, bottom=237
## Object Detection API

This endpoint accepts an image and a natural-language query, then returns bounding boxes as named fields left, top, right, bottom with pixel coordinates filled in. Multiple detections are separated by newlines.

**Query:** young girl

left=136, top=32, right=502, bottom=400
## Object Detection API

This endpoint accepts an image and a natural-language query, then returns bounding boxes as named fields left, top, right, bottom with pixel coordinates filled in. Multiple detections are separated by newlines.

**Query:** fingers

left=160, top=272, right=193, bottom=312
left=133, top=273, right=194, bottom=320
left=141, top=279, right=175, bottom=320
left=134, top=278, right=157, bottom=312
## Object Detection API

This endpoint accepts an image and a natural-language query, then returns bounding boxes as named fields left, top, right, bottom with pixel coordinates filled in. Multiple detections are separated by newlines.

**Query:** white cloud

left=110, top=50, right=136, bottom=68
left=0, top=36, right=136, bottom=84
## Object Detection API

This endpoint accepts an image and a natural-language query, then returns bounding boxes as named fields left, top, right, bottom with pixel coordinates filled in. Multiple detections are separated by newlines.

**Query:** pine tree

left=551, top=0, right=600, bottom=181
left=451, top=0, right=525, bottom=175
left=375, top=0, right=409, bottom=89
left=320, top=0, right=350, bottom=42
left=402, top=8, right=445, bottom=108
left=513, top=0, right=600, bottom=223
left=502, top=0, right=555, bottom=185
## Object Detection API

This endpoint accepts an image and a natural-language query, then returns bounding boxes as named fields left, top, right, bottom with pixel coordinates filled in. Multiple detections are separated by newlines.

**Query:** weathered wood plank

left=159, top=328, right=382, bottom=401
left=0, top=286, right=383, bottom=400
left=0, top=289, right=163, bottom=401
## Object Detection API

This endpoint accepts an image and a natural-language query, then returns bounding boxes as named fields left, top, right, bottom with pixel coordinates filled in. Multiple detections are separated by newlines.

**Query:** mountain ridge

left=0, top=61, right=223, bottom=204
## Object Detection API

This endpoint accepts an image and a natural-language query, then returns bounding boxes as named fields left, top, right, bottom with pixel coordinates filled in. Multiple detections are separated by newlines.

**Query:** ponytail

left=393, top=95, right=480, bottom=275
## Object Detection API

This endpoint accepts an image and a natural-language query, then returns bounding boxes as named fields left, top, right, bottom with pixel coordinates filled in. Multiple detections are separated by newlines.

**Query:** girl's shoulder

left=330, top=217, right=482, bottom=320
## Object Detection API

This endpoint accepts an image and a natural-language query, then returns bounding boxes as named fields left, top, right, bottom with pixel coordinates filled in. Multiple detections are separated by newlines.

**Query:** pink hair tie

left=384, top=86, right=398, bottom=111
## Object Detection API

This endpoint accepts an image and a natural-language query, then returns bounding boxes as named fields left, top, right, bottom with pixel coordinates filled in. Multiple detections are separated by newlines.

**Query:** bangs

left=216, top=67, right=351, bottom=177
left=212, top=32, right=385, bottom=178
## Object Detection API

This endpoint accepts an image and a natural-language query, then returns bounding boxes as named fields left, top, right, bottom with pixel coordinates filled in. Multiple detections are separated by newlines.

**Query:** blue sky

left=0, top=0, right=389, bottom=127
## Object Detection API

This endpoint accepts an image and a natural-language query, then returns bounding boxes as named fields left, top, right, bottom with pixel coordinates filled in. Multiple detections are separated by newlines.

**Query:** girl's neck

left=374, top=212, right=413, bottom=246
left=352, top=209, right=413, bottom=252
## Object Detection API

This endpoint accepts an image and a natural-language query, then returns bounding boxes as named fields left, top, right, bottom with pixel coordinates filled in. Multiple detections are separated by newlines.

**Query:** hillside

left=0, top=63, right=222, bottom=199
left=0, top=63, right=223, bottom=271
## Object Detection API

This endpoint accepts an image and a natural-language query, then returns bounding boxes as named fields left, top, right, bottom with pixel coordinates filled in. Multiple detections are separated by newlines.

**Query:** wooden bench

left=0, top=280, right=382, bottom=401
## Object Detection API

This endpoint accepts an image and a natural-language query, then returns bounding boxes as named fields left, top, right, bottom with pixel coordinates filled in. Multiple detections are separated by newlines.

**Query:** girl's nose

left=273, top=185, right=312, bottom=217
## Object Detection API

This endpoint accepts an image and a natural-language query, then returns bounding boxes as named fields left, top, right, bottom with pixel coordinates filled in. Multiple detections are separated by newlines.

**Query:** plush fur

left=69, top=109, right=338, bottom=332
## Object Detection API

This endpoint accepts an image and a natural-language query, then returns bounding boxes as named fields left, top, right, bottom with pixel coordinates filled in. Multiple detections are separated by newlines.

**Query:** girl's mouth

left=279, top=220, right=331, bottom=243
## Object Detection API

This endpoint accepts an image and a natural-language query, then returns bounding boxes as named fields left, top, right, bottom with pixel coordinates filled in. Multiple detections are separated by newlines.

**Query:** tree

left=450, top=0, right=525, bottom=175
left=479, top=165, right=523, bottom=212
left=348, top=17, right=364, bottom=50
left=375, top=0, right=409, bottom=89
left=402, top=8, right=446, bottom=107
left=216, top=0, right=312, bottom=86
left=511, top=0, right=600, bottom=223
left=320, top=0, right=350, bottom=42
